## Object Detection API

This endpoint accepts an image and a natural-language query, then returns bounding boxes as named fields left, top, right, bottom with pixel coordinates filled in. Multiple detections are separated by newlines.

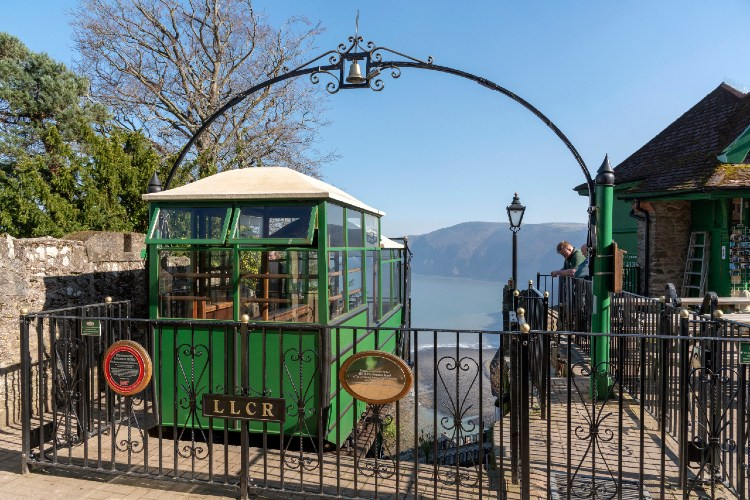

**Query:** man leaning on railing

left=550, top=241, right=588, bottom=279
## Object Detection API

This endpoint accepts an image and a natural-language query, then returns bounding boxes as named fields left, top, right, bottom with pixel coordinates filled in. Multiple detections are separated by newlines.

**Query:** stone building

left=0, top=232, right=146, bottom=426
left=589, top=83, right=750, bottom=297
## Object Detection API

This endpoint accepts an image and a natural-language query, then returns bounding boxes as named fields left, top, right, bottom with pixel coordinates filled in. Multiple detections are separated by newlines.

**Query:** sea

left=408, top=274, right=503, bottom=434
left=410, top=273, right=503, bottom=349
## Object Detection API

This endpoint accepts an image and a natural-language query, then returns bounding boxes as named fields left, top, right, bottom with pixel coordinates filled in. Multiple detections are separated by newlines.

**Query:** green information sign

left=81, top=319, right=101, bottom=337
left=740, top=343, right=750, bottom=365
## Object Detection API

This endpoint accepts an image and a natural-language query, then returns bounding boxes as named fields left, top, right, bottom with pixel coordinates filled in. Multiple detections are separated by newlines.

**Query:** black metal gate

left=19, top=293, right=750, bottom=499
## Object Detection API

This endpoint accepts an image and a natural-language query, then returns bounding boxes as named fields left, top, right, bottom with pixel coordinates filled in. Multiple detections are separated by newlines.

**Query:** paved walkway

left=0, top=423, right=247, bottom=499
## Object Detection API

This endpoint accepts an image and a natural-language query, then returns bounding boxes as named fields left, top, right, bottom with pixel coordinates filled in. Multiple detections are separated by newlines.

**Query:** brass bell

left=346, top=60, right=366, bottom=84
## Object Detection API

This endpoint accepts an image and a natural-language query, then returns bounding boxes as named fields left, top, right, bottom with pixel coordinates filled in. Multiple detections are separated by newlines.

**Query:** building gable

left=613, top=83, right=750, bottom=197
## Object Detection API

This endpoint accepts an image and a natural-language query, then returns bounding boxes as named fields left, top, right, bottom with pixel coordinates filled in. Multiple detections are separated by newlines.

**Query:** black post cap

left=595, top=155, right=615, bottom=186
left=147, top=172, right=163, bottom=193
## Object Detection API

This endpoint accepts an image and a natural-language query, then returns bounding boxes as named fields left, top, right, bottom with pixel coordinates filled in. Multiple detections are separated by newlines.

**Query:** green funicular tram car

left=143, top=167, right=410, bottom=446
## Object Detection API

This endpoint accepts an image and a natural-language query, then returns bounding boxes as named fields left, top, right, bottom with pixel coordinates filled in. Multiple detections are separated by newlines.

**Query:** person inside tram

left=550, top=240, right=586, bottom=278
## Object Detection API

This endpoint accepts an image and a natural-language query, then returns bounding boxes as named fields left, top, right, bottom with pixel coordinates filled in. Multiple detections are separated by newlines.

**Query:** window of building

left=148, top=206, right=231, bottom=244
left=327, top=203, right=345, bottom=247
left=328, top=250, right=345, bottom=319
left=239, top=250, right=318, bottom=322
left=348, top=251, right=364, bottom=310
left=366, top=250, right=379, bottom=322
left=347, top=210, right=364, bottom=248
left=230, top=205, right=316, bottom=244
left=158, top=249, right=233, bottom=319
left=381, top=249, right=403, bottom=315
left=364, top=214, right=378, bottom=248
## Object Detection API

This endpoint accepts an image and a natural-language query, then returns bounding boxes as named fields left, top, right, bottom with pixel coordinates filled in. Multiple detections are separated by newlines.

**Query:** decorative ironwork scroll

left=431, top=354, right=484, bottom=488
left=355, top=404, right=396, bottom=480
left=686, top=365, right=739, bottom=495
left=175, top=342, right=210, bottom=460
left=567, top=359, right=621, bottom=500
left=282, top=346, right=320, bottom=472
left=52, top=335, right=85, bottom=448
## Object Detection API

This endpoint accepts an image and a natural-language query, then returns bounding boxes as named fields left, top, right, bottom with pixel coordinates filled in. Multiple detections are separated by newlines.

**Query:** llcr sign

left=201, top=394, right=286, bottom=422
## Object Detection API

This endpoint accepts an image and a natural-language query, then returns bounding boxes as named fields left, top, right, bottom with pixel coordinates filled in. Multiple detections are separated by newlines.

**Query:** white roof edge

left=141, top=167, right=384, bottom=216
left=380, top=236, right=404, bottom=249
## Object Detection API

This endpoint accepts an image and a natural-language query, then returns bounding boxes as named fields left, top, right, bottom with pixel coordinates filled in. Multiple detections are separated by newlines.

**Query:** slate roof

left=612, top=83, right=750, bottom=198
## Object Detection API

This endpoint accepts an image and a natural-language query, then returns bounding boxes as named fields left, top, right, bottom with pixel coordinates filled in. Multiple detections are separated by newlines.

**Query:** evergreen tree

left=0, top=33, right=161, bottom=237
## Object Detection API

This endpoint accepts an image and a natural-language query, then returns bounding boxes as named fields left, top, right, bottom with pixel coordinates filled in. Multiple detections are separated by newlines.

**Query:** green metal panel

left=611, top=196, right=638, bottom=257
left=691, top=199, right=731, bottom=296
left=617, top=189, right=744, bottom=202
left=153, top=325, right=233, bottom=430
left=245, top=327, right=322, bottom=436
left=324, top=308, right=402, bottom=446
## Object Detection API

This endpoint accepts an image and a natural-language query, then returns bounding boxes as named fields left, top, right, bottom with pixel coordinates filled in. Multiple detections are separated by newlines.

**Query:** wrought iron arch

left=165, top=33, right=593, bottom=197
left=163, top=32, right=596, bottom=245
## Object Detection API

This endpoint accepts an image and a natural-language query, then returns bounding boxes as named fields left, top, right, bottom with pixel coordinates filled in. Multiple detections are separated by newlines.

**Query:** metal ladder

left=681, top=231, right=709, bottom=297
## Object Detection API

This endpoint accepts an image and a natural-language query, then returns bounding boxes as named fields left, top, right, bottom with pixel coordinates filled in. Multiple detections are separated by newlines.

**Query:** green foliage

left=0, top=33, right=162, bottom=237
left=0, top=33, right=106, bottom=158
left=380, top=418, right=397, bottom=454
left=79, top=129, right=163, bottom=233
left=418, top=429, right=435, bottom=463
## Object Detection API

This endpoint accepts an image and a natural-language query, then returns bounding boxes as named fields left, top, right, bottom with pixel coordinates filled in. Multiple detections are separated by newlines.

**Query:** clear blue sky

left=3, top=1, right=750, bottom=236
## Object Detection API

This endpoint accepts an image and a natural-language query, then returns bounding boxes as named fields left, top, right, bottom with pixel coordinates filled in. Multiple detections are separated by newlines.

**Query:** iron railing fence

left=536, top=273, right=557, bottom=307
left=20, top=298, right=750, bottom=499
left=557, top=276, right=593, bottom=350
left=517, top=285, right=550, bottom=417
left=20, top=306, right=505, bottom=499
left=622, top=253, right=641, bottom=295
left=551, top=285, right=750, bottom=497
left=537, top=265, right=639, bottom=310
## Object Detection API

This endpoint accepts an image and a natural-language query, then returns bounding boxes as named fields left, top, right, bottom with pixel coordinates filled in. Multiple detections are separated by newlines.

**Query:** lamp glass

left=505, top=193, right=526, bottom=229
left=506, top=193, right=525, bottom=229
left=508, top=209, right=524, bottom=228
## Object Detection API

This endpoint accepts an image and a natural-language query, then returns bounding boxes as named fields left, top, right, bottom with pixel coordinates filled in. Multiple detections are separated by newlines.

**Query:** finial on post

left=595, top=154, right=615, bottom=186
left=148, top=172, right=162, bottom=193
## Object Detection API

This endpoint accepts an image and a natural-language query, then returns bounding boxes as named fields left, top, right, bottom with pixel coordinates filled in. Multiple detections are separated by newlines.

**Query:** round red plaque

left=103, top=340, right=153, bottom=396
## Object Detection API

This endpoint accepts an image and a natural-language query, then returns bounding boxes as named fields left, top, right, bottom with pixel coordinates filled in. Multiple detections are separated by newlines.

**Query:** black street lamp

left=506, top=192, right=526, bottom=290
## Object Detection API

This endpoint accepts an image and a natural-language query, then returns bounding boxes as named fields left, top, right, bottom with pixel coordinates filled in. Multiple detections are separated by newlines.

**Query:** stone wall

left=637, top=201, right=692, bottom=297
left=0, top=232, right=146, bottom=426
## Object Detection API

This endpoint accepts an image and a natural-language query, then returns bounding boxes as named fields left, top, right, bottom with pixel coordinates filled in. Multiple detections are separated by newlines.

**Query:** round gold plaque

left=339, top=351, right=413, bottom=404
left=103, top=340, right=153, bottom=396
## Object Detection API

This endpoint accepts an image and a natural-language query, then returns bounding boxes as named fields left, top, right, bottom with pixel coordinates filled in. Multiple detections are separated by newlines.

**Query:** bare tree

left=72, top=0, right=335, bottom=180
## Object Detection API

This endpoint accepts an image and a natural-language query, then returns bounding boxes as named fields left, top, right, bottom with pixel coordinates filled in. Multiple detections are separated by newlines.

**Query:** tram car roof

left=143, top=167, right=383, bottom=216
left=380, top=236, right=404, bottom=249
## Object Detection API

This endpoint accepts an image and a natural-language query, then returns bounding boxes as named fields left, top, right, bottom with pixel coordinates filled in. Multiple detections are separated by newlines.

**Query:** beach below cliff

left=386, top=347, right=499, bottom=452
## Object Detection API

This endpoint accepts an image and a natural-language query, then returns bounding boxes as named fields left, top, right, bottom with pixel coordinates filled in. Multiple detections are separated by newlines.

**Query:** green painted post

left=592, top=156, right=614, bottom=399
